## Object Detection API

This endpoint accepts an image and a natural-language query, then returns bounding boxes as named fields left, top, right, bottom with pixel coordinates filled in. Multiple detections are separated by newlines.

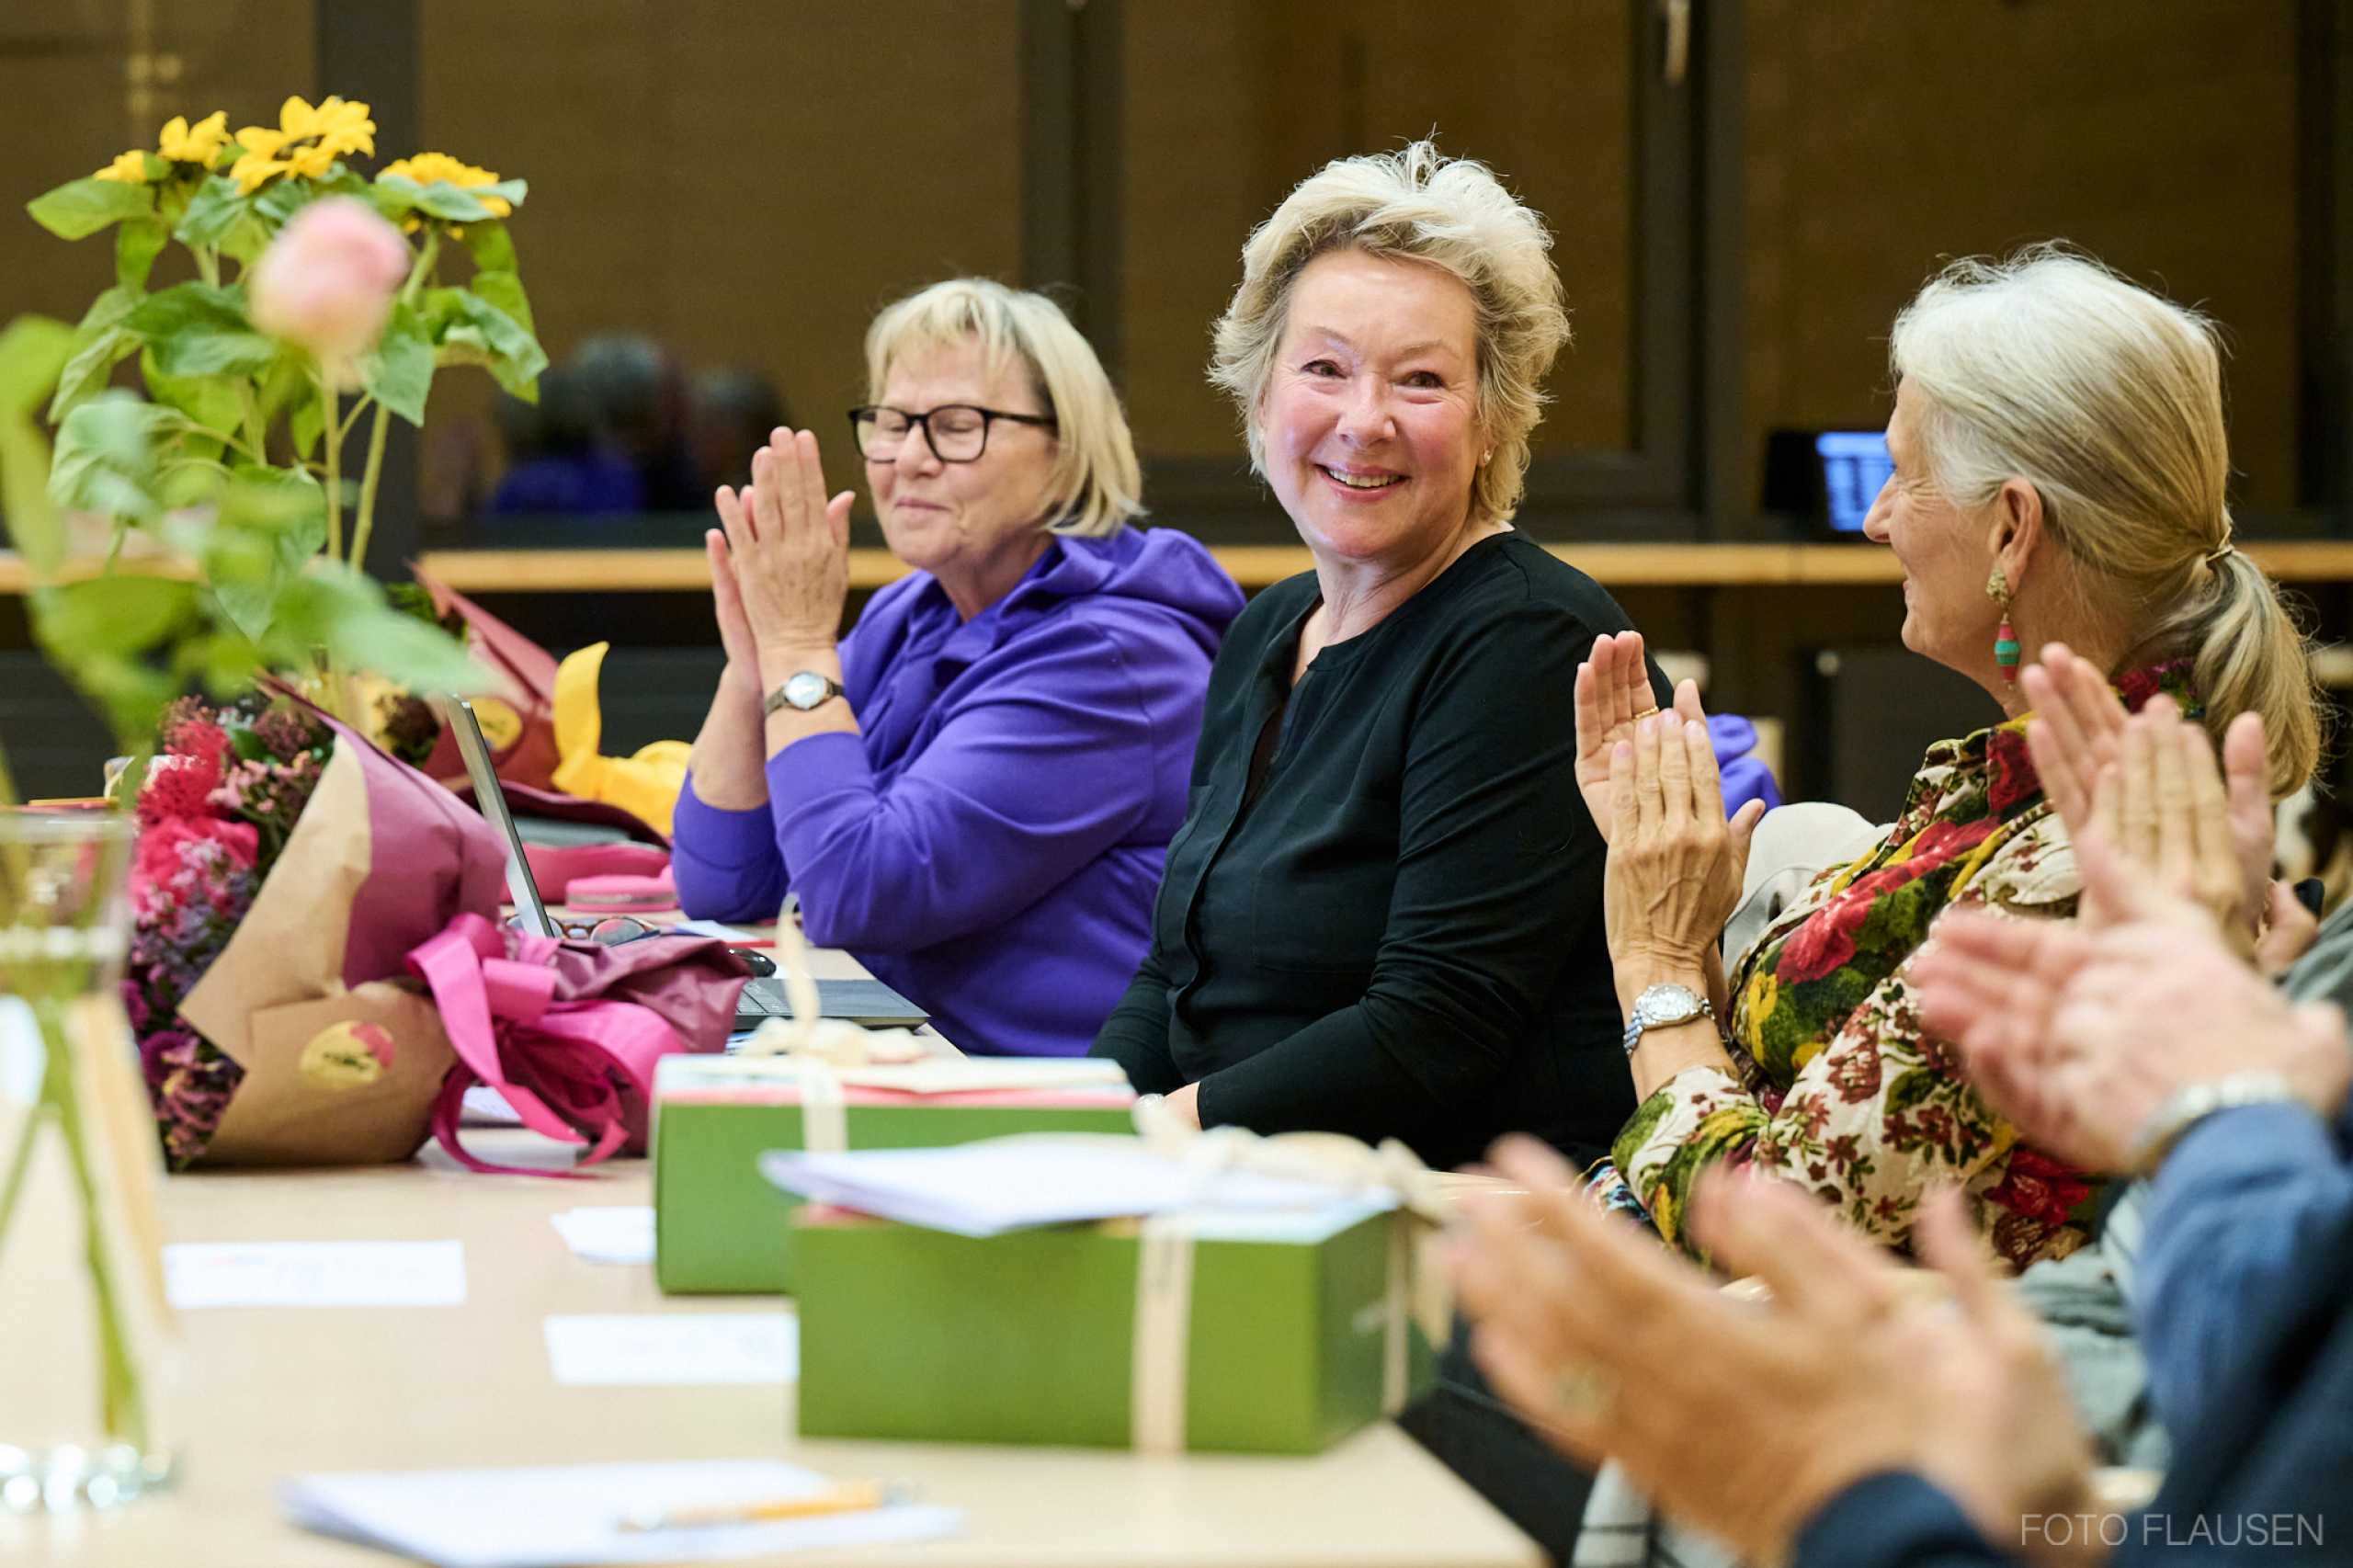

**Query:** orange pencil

left=619, top=1479, right=910, bottom=1532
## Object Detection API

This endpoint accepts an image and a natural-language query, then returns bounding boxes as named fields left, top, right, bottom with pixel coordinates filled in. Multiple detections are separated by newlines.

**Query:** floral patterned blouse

left=1593, top=663, right=2196, bottom=1271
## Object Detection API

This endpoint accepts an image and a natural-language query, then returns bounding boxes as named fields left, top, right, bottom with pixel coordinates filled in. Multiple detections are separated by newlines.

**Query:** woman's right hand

left=706, top=522, right=762, bottom=700
left=1574, top=632, right=1701, bottom=840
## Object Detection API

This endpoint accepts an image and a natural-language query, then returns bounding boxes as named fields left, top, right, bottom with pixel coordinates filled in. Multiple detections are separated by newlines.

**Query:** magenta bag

left=406, top=913, right=748, bottom=1176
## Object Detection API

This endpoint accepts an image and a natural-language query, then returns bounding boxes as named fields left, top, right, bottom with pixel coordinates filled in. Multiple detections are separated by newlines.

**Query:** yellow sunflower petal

left=229, top=150, right=289, bottom=195
left=285, top=142, right=336, bottom=180
left=93, top=149, right=152, bottom=184
left=235, top=125, right=290, bottom=159
left=277, top=94, right=321, bottom=139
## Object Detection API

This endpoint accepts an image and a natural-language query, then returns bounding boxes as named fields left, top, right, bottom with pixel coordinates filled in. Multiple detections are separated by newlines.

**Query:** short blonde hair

left=863, top=278, right=1143, bottom=538
left=1890, top=244, right=2319, bottom=795
left=1209, top=140, right=1569, bottom=525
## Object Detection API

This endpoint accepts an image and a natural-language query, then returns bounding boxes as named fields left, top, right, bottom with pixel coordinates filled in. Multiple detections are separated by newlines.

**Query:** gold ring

left=1551, top=1363, right=1616, bottom=1419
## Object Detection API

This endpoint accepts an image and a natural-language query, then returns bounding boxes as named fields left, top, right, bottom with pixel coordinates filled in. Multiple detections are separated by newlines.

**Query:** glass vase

left=0, top=811, right=180, bottom=1512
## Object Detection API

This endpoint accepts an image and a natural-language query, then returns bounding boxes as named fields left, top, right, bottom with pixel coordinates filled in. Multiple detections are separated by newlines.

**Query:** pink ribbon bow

left=409, top=913, right=684, bottom=1177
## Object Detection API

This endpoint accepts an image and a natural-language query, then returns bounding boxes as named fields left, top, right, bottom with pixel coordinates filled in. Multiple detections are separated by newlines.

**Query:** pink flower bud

left=246, top=195, right=412, bottom=385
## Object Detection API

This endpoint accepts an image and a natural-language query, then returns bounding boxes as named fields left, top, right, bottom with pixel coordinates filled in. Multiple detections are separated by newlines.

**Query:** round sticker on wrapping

left=298, top=1019, right=395, bottom=1089
left=472, top=697, right=524, bottom=752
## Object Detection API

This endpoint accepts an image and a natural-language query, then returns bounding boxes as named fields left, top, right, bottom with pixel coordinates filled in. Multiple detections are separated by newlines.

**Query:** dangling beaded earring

left=1987, top=565, right=2020, bottom=685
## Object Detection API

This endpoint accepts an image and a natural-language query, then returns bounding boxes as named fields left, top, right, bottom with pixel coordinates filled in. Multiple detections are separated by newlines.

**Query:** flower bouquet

left=126, top=689, right=508, bottom=1169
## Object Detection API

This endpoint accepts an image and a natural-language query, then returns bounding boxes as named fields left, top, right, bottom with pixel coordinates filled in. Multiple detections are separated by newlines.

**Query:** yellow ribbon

left=549, top=641, right=693, bottom=836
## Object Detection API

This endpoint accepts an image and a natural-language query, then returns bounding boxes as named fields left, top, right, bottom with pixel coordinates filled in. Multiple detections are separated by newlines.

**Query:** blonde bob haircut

left=862, top=278, right=1144, bottom=539
left=1209, top=140, right=1570, bottom=526
left=1890, top=244, right=2320, bottom=795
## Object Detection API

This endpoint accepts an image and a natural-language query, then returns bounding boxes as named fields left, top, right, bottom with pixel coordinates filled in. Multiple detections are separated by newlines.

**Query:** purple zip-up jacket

left=672, top=526, right=1243, bottom=1057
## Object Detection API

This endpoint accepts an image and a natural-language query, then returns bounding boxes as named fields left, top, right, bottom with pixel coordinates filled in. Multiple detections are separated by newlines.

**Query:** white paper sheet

left=460, top=1085, right=526, bottom=1126
left=542, top=1312, right=797, bottom=1386
left=281, top=1459, right=961, bottom=1567
left=550, top=1205, right=655, bottom=1264
left=758, top=1135, right=1395, bottom=1237
left=165, top=1240, right=466, bottom=1309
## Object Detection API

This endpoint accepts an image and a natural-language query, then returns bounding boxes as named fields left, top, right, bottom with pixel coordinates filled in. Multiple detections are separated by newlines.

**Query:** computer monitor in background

left=1814, top=430, right=1894, bottom=535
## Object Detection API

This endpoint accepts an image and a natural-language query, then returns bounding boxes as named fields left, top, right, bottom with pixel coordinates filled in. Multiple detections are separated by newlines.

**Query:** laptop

left=433, top=695, right=929, bottom=1036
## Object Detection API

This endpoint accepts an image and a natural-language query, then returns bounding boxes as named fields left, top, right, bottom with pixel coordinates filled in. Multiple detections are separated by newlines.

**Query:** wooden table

left=5, top=948, right=1539, bottom=1568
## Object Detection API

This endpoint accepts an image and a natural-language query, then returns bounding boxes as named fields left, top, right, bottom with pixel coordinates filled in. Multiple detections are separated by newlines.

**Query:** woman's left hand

left=1604, top=712, right=1768, bottom=969
left=715, top=426, right=859, bottom=662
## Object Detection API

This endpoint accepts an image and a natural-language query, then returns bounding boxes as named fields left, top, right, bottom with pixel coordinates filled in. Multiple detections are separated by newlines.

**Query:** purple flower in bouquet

left=137, top=1026, right=245, bottom=1171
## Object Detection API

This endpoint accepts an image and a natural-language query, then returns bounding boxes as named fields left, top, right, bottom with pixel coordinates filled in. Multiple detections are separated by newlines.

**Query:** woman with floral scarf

left=1577, top=246, right=2321, bottom=1272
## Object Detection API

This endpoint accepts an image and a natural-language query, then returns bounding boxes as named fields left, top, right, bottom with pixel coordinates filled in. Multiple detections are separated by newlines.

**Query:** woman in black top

left=1090, top=141, right=1662, bottom=1170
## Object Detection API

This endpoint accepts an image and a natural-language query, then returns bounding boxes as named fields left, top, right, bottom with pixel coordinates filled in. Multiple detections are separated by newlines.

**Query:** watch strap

left=2126, top=1071, right=2302, bottom=1176
left=1622, top=986, right=1714, bottom=1058
left=763, top=672, right=844, bottom=716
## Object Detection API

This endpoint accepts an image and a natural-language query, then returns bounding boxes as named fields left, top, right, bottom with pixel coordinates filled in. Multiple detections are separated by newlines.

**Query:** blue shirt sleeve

left=670, top=769, right=788, bottom=925
left=765, top=619, right=1159, bottom=952
left=2135, top=1096, right=2353, bottom=1440
left=1794, top=1471, right=2011, bottom=1568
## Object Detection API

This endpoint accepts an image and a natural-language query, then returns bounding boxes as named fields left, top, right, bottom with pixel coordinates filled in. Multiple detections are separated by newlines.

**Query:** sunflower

left=229, top=94, right=376, bottom=194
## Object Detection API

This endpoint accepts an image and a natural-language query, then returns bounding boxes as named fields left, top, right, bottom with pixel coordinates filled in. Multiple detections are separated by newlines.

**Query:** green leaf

left=252, top=178, right=318, bottom=230
left=288, top=392, right=324, bottom=460
left=358, top=301, right=433, bottom=426
left=373, top=175, right=493, bottom=223
left=47, top=392, right=176, bottom=522
left=208, top=479, right=323, bottom=640
left=48, top=286, right=146, bottom=425
left=0, top=420, right=62, bottom=574
left=139, top=346, right=244, bottom=440
left=471, top=177, right=528, bottom=210
left=31, top=574, right=200, bottom=659
left=115, top=216, right=169, bottom=290
left=27, top=177, right=154, bottom=241
left=123, top=281, right=278, bottom=378
left=462, top=221, right=517, bottom=273
left=0, top=315, right=77, bottom=422
left=172, top=174, right=249, bottom=249
left=185, top=630, right=267, bottom=699
left=424, top=286, right=545, bottom=402
left=469, top=268, right=537, bottom=341
left=274, top=565, right=487, bottom=693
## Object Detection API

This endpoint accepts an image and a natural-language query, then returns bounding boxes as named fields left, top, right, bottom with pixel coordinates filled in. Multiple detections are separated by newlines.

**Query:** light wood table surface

left=6, top=945, right=1539, bottom=1568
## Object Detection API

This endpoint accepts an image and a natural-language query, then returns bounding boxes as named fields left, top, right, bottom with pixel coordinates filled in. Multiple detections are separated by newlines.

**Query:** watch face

left=1638, top=983, right=1704, bottom=1027
left=783, top=671, right=829, bottom=710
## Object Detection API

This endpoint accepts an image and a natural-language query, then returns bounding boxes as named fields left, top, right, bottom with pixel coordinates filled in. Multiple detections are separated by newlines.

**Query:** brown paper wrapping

left=181, top=744, right=459, bottom=1166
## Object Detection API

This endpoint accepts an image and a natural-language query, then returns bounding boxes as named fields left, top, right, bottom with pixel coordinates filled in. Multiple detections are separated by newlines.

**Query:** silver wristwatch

left=2126, top=1071, right=2302, bottom=1176
left=1623, top=982, right=1713, bottom=1057
left=764, top=670, right=845, bottom=715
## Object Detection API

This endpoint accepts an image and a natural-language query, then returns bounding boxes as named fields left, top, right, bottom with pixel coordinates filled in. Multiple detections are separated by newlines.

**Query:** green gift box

left=790, top=1194, right=1425, bottom=1453
left=651, top=1055, right=1136, bottom=1294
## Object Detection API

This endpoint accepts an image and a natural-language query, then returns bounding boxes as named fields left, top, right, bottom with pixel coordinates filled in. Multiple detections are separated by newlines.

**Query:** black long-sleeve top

left=1090, top=532, right=1663, bottom=1170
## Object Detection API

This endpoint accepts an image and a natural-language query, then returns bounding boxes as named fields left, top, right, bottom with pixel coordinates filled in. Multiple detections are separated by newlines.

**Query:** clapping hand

left=711, top=426, right=859, bottom=670
left=1913, top=834, right=2350, bottom=1173
left=1451, top=1138, right=2100, bottom=1568
left=2024, top=645, right=2275, bottom=951
left=1603, top=712, right=1768, bottom=970
left=1574, top=632, right=1700, bottom=840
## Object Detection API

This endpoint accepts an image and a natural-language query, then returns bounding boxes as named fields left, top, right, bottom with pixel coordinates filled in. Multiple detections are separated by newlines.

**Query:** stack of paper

left=758, top=1134, right=1390, bottom=1237
left=282, top=1459, right=961, bottom=1567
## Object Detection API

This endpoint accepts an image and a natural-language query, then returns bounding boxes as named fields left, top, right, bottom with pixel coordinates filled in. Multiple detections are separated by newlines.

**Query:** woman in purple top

left=671, top=279, right=1244, bottom=1056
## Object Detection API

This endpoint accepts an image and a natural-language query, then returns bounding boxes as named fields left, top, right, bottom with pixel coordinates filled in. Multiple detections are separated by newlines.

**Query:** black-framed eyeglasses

left=847, top=403, right=1057, bottom=464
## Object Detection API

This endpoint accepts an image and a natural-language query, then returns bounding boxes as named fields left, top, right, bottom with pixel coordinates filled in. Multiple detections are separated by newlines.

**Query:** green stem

left=37, top=995, right=148, bottom=1452
left=335, top=395, right=373, bottom=449
left=193, top=245, right=219, bottom=289
left=351, top=402, right=392, bottom=572
left=321, top=375, right=342, bottom=564
left=235, top=380, right=267, bottom=461
left=174, top=423, right=271, bottom=469
left=0, top=1103, right=46, bottom=1260
left=403, top=230, right=439, bottom=306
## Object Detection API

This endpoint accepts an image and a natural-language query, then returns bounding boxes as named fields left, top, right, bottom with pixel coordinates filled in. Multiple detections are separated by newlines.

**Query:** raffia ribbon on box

left=733, top=908, right=934, bottom=1154
left=1123, top=1098, right=1460, bottom=1454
